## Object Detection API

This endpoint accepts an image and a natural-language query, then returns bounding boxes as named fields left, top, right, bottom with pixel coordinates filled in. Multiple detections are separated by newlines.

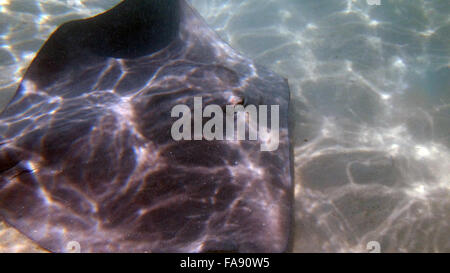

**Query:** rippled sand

left=0, top=0, right=449, bottom=252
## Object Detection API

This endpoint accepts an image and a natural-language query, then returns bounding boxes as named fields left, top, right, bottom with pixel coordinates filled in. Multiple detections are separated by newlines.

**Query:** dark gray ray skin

left=0, top=0, right=292, bottom=253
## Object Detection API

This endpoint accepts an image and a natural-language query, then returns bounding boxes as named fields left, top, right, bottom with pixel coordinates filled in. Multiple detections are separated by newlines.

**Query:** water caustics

left=191, top=0, right=450, bottom=252
left=0, top=0, right=292, bottom=253
left=0, top=0, right=449, bottom=252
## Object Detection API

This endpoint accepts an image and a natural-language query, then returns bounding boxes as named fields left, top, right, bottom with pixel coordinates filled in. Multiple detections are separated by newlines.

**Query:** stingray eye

left=223, top=95, right=248, bottom=113
left=228, top=94, right=248, bottom=106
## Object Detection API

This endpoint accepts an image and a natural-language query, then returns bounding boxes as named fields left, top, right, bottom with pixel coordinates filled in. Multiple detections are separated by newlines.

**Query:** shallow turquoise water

left=0, top=0, right=449, bottom=252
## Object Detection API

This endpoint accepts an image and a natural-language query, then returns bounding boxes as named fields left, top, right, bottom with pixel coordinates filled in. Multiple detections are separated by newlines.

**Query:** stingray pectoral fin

left=0, top=0, right=293, bottom=253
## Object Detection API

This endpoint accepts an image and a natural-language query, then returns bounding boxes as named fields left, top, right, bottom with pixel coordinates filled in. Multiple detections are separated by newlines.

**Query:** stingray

left=0, top=0, right=292, bottom=253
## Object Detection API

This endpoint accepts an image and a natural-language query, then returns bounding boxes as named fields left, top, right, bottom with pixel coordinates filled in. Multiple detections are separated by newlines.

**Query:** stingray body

left=0, top=0, right=292, bottom=253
